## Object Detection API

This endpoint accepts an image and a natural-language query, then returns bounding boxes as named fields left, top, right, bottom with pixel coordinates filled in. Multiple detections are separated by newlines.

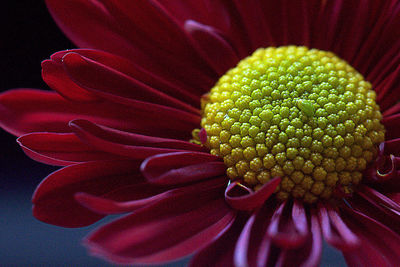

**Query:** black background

left=0, top=1, right=344, bottom=266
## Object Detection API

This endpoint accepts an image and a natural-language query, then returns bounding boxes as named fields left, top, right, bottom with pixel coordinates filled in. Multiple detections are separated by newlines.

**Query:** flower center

left=198, top=46, right=385, bottom=204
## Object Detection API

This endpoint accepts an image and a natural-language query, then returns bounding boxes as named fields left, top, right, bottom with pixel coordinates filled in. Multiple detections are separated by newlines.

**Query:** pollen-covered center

left=199, top=46, right=385, bottom=203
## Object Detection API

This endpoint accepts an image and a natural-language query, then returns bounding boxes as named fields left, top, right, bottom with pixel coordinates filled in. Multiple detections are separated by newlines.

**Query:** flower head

left=1, top=1, right=400, bottom=266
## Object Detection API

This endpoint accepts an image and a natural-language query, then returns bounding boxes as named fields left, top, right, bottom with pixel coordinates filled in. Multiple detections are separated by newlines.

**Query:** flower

left=1, top=0, right=400, bottom=266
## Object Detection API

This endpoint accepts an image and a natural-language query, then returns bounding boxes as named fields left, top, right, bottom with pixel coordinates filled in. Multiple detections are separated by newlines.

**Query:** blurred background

left=0, top=1, right=345, bottom=266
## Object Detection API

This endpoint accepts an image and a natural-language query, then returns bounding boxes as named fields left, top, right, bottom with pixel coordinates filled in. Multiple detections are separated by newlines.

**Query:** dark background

left=0, top=1, right=345, bottom=266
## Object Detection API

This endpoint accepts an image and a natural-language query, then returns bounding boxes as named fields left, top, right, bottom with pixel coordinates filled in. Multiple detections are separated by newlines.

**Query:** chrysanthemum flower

left=1, top=0, right=400, bottom=266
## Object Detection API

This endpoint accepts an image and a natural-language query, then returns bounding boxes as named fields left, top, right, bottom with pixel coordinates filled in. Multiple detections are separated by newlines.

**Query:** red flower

left=1, top=1, right=400, bottom=266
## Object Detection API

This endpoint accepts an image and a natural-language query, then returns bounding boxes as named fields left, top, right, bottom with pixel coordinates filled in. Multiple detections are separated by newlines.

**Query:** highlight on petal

left=32, top=160, right=142, bottom=227
left=275, top=211, right=322, bottom=267
left=85, top=191, right=235, bottom=264
left=233, top=203, right=276, bottom=267
left=190, top=217, right=244, bottom=267
left=267, top=200, right=309, bottom=249
left=225, top=177, right=281, bottom=210
left=342, top=205, right=400, bottom=267
left=75, top=177, right=227, bottom=215
left=69, top=119, right=205, bottom=159
left=61, top=52, right=199, bottom=114
left=0, top=88, right=199, bottom=139
left=141, top=151, right=225, bottom=185
left=17, top=132, right=116, bottom=166
left=318, top=203, right=360, bottom=251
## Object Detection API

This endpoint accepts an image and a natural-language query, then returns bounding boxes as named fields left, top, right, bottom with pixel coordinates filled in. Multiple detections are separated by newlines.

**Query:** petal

left=267, top=201, right=309, bottom=249
left=318, top=204, right=360, bottom=251
left=61, top=52, right=199, bottom=113
left=41, top=59, right=98, bottom=102
left=70, top=119, right=205, bottom=159
left=184, top=20, right=239, bottom=75
left=0, top=89, right=198, bottom=139
left=342, top=205, right=400, bottom=267
left=48, top=49, right=201, bottom=105
left=190, top=217, right=244, bottom=267
left=17, top=132, right=117, bottom=166
left=75, top=177, right=226, bottom=215
left=32, top=160, right=142, bottom=227
left=275, top=211, right=322, bottom=267
left=234, top=202, right=276, bottom=267
left=141, top=151, right=225, bottom=185
left=85, top=193, right=234, bottom=264
left=225, top=177, right=281, bottom=210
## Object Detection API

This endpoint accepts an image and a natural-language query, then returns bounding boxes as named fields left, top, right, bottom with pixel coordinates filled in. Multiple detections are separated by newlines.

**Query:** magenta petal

left=32, top=160, right=142, bottom=227
left=318, top=204, right=360, bottom=251
left=70, top=119, right=204, bottom=159
left=141, top=151, right=225, bottom=185
left=225, top=177, right=281, bottom=210
left=17, top=132, right=116, bottom=166
left=85, top=196, right=235, bottom=264
left=267, top=201, right=309, bottom=249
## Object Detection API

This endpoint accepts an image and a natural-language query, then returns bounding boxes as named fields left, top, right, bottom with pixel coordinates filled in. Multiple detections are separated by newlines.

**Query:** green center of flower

left=199, top=46, right=385, bottom=203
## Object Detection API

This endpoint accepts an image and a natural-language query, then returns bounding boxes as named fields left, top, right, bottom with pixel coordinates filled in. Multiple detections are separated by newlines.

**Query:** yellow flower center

left=198, top=46, right=385, bottom=203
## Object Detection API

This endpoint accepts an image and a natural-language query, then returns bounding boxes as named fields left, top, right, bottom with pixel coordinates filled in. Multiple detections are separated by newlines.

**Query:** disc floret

left=200, top=46, right=385, bottom=203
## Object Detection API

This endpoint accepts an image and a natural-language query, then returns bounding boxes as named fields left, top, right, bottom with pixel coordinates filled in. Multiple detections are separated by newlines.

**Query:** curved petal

left=32, top=160, right=142, bottom=227
left=141, top=151, right=225, bottom=185
left=190, top=217, right=244, bottom=267
left=342, top=205, right=400, bottom=267
left=275, top=211, right=322, bottom=267
left=75, top=177, right=226, bottom=215
left=0, top=89, right=198, bottom=139
left=234, top=202, right=276, bottom=267
left=267, top=201, right=309, bottom=249
left=225, top=177, right=281, bottom=210
left=41, top=59, right=98, bottom=102
left=70, top=119, right=205, bottom=159
left=61, top=52, right=198, bottom=113
left=17, top=132, right=117, bottom=166
left=184, top=20, right=239, bottom=75
left=85, top=194, right=234, bottom=264
left=318, top=204, right=360, bottom=251
left=48, top=49, right=201, bottom=105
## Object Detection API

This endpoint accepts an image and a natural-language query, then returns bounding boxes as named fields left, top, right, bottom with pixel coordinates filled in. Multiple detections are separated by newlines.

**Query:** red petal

left=85, top=195, right=234, bottom=264
left=234, top=202, right=276, bottom=267
left=62, top=52, right=198, bottom=114
left=45, top=0, right=143, bottom=61
left=32, top=160, right=142, bottom=227
left=41, top=59, right=98, bottom=102
left=342, top=205, right=400, bottom=267
left=17, top=132, right=116, bottom=166
left=184, top=20, right=239, bottom=75
left=267, top=201, right=309, bottom=249
left=0, top=89, right=198, bottom=139
left=190, top=217, right=244, bottom=267
left=49, top=49, right=201, bottom=105
left=275, top=211, right=322, bottom=267
left=75, top=177, right=226, bottom=215
left=141, top=151, right=225, bottom=185
left=225, top=177, right=281, bottom=211
left=318, top=204, right=360, bottom=251
left=70, top=119, right=204, bottom=159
